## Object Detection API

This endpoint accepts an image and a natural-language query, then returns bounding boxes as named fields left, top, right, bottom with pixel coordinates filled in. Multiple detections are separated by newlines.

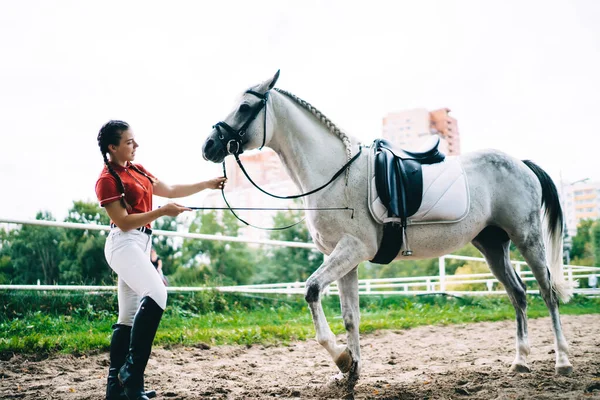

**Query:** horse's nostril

left=204, top=139, right=214, bottom=151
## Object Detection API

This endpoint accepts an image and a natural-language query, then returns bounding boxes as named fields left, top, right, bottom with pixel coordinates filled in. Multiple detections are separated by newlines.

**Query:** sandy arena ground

left=1, top=314, right=599, bottom=399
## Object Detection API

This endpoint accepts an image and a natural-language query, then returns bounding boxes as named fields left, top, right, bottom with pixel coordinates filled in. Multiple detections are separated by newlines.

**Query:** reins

left=211, top=87, right=360, bottom=230
left=230, top=147, right=362, bottom=200
left=218, top=157, right=357, bottom=231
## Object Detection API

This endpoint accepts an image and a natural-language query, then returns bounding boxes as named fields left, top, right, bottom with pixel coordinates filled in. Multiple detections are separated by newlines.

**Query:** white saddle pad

left=367, top=146, right=470, bottom=226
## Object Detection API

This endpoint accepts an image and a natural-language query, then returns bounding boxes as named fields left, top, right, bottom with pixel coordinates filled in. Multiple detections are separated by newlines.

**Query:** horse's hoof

left=509, top=363, right=531, bottom=373
left=329, top=372, right=345, bottom=382
left=335, top=348, right=353, bottom=373
left=556, top=364, right=573, bottom=376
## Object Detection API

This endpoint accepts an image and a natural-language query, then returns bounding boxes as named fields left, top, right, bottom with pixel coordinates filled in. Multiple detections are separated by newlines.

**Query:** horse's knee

left=342, top=311, right=358, bottom=331
left=344, top=320, right=355, bottom=332
left=305, top=280, right=320, bottom=303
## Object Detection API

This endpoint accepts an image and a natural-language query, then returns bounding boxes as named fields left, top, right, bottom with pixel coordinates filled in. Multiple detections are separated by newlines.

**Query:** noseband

left=213, top=90, right=269, bottom=155
left=211, top=87, right=362, bottom=231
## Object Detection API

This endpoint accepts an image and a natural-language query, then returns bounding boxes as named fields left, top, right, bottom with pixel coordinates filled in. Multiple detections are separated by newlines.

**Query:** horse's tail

left=522, top=160, right=575, bottom=303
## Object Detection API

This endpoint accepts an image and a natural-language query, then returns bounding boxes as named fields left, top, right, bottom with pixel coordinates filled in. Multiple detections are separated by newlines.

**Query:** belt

left=110, top=223, right=153, bottom=235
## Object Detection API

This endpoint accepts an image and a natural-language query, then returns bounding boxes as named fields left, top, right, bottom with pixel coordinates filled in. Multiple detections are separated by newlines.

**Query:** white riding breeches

left=104, top=228, right=167, bottom=326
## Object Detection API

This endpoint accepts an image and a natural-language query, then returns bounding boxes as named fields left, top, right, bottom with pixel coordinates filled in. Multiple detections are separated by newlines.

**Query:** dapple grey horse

left=202, top=71, right=574, bottom=390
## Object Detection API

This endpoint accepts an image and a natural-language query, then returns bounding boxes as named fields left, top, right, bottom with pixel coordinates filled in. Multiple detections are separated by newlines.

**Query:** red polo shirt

left=95, top=162, right=156, bottom=228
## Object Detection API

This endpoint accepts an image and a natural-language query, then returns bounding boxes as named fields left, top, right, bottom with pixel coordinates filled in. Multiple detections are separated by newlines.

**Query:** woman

left=96, top=120, right=225, bottom=400
left=150, top=248, right=168, bottom=286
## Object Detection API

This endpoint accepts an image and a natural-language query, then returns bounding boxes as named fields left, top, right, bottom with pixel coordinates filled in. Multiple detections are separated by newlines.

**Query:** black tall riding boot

left=106, top=324, right=131, bottom=400
left=119, top=296, right=164, bottom=400
left=106, top=324, right=157, bottom=400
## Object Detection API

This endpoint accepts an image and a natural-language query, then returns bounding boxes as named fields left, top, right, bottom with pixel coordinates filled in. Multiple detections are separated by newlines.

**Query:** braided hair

left=273, top=89, right=355, bottom=183
left=97, top=120, right=156, bottom=211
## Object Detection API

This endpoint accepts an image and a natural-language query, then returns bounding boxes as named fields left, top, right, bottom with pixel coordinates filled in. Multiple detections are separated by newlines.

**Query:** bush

left=0, top=290, right=305, bottom=321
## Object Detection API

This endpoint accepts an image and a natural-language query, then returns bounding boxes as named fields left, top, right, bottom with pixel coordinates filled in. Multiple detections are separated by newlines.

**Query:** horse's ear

left=267, top=69, right=280, bottom=90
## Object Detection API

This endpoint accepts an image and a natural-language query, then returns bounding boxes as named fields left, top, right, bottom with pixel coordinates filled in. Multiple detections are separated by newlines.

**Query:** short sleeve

left=95, top=176, right=122, bottom=207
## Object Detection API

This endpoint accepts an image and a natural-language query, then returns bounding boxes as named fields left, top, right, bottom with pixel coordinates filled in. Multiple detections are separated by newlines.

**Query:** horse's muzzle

left=202, top=137, right=226, bottom=163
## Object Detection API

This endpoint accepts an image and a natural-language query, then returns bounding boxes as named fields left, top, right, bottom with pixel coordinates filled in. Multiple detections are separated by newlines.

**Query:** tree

left=253, top=208, right=323, bottom=284
left=177, top=210, right=256, bottom=285
left=59, top=201, right=113, bottom=284
left=361, top=243, right=481, bottom=280
left=359, top=239, right=525, bottom=281
left=570, top=219, right=595, bottom=266
left=591, top=220, right=600, bottom=267
left=446, top=261, right=491, bottom=291
left=364, top=258, right=438, bottom=280
left=8, top=211, right=62, bottom=284
left=0, top=229, right=15, bottom=284
left=442, top=243, right=483, bottom=275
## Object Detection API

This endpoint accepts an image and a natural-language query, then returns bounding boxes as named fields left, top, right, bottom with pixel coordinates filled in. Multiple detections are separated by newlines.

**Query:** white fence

left=1, top=218, right=599, bottom=297
left=184, top=255, right=600, bottom=296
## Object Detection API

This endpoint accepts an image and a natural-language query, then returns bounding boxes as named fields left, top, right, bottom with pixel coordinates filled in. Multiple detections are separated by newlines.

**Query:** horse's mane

left=274, top=88, right=353, bottom=165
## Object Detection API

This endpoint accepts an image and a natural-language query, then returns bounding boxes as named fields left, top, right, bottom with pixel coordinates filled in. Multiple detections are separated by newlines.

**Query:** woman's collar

left=109, top=161, right=131, bottom=171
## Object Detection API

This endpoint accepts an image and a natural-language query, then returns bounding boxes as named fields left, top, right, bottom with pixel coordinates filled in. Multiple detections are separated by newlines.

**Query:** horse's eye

left=239, top=103, right=251, bottom=113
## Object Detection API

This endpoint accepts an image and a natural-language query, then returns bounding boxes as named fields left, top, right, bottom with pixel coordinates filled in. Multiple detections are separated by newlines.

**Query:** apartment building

left=563, top=180, right=600, bottom=237
left=382, top=108, right=460, bottom=155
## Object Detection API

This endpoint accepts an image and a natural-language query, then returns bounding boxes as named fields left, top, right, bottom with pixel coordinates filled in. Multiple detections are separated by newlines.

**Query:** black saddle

left=378, top=137, right=446, bottom=164
left=371, top=137, right=445, bottom=264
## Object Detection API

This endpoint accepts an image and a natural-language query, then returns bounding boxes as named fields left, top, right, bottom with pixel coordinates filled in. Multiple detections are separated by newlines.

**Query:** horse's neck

left=268, top=93, right=350, bottom=194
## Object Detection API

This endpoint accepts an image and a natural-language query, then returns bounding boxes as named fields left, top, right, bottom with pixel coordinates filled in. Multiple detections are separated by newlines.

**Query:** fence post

left=439, top=256, right=446, bottom=292
left=567, top=264, right=573, bottom=284
left=365, top=281, right=371, bottom=293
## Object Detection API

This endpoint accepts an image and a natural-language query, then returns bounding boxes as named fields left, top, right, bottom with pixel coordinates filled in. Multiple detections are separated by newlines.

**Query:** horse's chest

left=306, top=218, right=336, bottom=255
left=307, top=211, right=366, bottom=255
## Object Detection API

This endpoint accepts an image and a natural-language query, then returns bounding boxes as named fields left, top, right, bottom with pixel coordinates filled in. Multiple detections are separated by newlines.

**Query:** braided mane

left=274, top=88, right=353, bottom=164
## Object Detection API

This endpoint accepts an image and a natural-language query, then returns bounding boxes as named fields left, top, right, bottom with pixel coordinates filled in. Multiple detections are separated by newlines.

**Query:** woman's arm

left=157, top=259, right=163, bottom=273
left=153, top=177, right=227, bottom=198
left=105, top=201, right=190, bottom=231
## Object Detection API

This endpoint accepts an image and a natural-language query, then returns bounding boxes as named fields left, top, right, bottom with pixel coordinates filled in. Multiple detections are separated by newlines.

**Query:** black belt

left=110, top=223, right=152, bottom=235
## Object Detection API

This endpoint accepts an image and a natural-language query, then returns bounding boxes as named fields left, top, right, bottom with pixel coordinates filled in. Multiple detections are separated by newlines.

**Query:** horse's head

left=202, top=70, right=280, bottom=163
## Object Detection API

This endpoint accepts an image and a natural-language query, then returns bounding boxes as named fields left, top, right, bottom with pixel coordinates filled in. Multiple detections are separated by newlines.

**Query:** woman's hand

left=160, top=203, right=192, bottom=217
left=204, top=176, right=227, bottom=190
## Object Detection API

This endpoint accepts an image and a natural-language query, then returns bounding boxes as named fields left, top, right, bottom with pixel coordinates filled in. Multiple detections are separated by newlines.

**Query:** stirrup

left=401, top=227, right=413, bottom=256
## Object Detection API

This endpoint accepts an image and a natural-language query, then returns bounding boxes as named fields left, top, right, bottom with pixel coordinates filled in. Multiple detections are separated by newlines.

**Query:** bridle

left=211, top=88, right=362, bottom=230
left=213, top=89, right=269, bottom=156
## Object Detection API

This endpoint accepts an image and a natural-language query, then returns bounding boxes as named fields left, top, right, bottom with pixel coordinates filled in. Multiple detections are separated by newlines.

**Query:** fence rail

left=1, top=218, right=599, bottom=297
left=0, top=217, right=316, bottom=249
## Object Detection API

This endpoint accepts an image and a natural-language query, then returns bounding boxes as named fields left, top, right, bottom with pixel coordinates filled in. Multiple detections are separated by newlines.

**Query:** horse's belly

left=395, top=220, right=484, bottom=260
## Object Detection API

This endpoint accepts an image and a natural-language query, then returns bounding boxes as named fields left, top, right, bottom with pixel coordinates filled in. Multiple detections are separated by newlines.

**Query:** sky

left=0, top=0, right=599, bottom=221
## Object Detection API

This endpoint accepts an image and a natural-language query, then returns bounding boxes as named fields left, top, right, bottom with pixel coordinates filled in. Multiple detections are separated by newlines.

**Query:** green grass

left=1, top=291, right=599, bottom=356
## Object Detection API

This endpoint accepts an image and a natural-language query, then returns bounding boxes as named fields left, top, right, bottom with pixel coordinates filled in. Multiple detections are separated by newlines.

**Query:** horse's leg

left=511, top=219, right=573, bottom=375
left=336, top=266, right=361, bottom=383
left=472, top=226, right=531, bottom=373
left=305, top=235, right=368, bottom=374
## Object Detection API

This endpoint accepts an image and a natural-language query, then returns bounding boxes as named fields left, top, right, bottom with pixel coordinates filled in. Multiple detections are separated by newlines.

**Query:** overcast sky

left=1, top=0, right=599, bottom=221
